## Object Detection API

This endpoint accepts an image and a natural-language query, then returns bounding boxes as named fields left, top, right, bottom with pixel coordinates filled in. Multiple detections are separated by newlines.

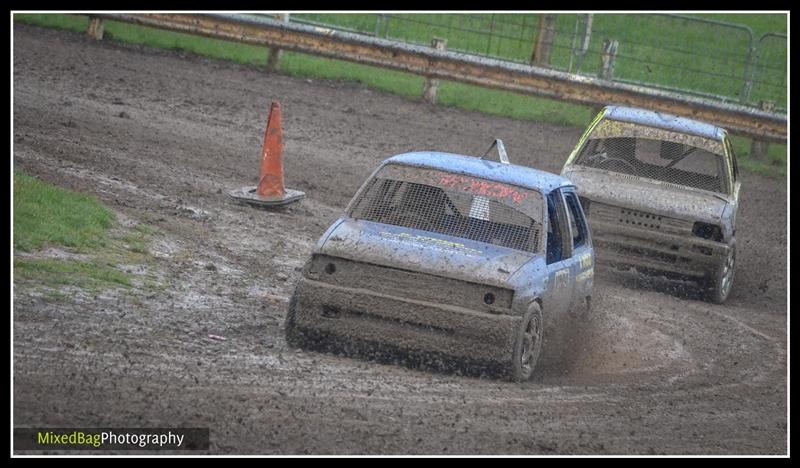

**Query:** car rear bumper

left=288, top=277, right=521, bottom=366
left=590, top=220, right=731, bottom=278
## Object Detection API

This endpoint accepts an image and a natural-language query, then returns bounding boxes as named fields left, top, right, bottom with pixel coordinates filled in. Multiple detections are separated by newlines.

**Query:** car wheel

left=509, top=302, right=543, bottom=382
left=284, top=289, right=303, bottom=348
left=704, top=245, right=736, bottom=304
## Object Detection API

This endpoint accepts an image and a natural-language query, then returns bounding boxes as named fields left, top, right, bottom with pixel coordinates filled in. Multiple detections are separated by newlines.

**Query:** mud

left=12, top=24, right=787, bottom=454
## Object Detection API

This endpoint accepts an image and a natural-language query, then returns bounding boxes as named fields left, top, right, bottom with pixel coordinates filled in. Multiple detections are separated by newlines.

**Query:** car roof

left=381, top=151, right=572, bottom=194
left=604, top=105, right=725, bottom=140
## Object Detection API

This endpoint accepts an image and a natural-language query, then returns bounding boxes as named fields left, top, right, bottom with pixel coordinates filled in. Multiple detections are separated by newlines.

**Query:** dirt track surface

left=13, top=24, right=788, bottom=455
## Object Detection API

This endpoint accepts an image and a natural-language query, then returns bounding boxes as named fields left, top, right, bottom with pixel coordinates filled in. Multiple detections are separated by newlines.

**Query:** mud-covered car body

left=286, top=152, right=594, bottom=380
left=561, top=106, right=740, bottom=303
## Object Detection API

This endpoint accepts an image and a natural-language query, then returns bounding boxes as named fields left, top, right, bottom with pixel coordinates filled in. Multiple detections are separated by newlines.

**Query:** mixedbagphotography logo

left=14, top=428, right=210, bottom=451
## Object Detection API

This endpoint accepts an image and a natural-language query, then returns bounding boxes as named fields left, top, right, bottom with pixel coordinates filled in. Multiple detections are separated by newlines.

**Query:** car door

left=561, top=187, right=594, bottom=310
left=544, top=190, right=574, bottom=316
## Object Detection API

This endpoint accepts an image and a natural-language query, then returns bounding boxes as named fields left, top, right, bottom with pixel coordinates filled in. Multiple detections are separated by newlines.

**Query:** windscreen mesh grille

left=575, top=136, right=727, bottom=193
left=350, top=177, right=542, bottom=253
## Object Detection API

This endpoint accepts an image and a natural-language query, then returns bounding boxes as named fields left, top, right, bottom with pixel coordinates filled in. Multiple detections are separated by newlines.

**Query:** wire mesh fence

left=750, top=33, right=788, bottom=110
left=286, top=13, right=786, bottom=112
left=294, top=13, right=542, bottom=62
left=557, top=14, right=756, bottom=104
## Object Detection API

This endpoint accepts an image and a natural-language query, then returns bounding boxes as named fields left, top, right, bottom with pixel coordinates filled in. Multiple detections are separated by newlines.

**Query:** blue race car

left=286, top=144, right=594, bottom=381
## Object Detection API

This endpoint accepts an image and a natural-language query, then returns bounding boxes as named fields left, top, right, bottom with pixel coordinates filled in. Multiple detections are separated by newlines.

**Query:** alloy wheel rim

left=521, top=316, right=540, bottom=372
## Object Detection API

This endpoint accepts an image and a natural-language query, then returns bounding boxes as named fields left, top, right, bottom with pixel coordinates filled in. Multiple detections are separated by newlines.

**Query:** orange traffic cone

left=257, top=102, right=285, bottom=197
left=230, top=101, right=305, bottom=207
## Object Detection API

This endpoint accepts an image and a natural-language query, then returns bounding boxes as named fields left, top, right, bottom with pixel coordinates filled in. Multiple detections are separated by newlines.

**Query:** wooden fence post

left=422, top=37, right=447, bottom=105
left=266, top=13, right=290, bottom=72
left=530, top=14, right=557, bottom=67
left=87, top=16, right=105, bottom=40
left=750, top=100, right=776, bottom=159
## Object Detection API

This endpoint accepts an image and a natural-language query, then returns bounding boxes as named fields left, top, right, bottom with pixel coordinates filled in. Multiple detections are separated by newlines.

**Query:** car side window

left=546, top=192, right=565, bottom=265
left=563, top=191, right=589, bottom=251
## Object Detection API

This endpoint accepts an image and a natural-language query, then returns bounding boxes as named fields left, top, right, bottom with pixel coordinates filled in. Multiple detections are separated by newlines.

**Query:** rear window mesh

left=574, top=120, right=728, bottom=194
left=350, top=176, right=542, bottom=253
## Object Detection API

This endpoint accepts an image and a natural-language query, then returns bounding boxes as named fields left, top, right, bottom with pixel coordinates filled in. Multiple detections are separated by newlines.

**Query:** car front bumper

left=590, top=220, right=731, bottom=278
left=288, top=277, right=521, bottom=367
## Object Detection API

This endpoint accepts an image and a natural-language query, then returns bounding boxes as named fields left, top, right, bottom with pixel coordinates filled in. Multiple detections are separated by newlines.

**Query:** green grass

left=692, top=14, right=787, bottom=35
left=14, top=12, right=87, bottom=33
left=14, top=258, right=133, bottom=289
left=13, top=170, right=159, bottom=292
left=13, top=13, right=786, bottom=177
left=281, top=52, right=424, bottom=97
left=14, top=170, right=113, bottom=252
left=437, top=81, right=593, bottom=126
left=730, top=135, right=787, bottom=178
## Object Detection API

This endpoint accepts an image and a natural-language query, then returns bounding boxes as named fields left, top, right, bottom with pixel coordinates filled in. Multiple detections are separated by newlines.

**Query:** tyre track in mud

left=13, top=24, right=787, bottom=454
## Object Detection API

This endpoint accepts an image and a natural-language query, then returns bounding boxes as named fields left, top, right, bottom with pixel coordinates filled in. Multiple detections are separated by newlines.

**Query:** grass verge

left=13, top=170, right=160, bottom=294
left=14, top=258, right=133, bottom=289
left=14, top=170, right=113, bottom=252
left=13, top=13, right=786, bottom=177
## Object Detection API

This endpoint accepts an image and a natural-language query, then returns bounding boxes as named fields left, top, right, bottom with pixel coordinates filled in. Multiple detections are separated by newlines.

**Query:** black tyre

left=508, top=302, right=544, bottom=382
left=284, top=289, right=303, bottom=348
left=704, top=245, right=736, bottom=304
